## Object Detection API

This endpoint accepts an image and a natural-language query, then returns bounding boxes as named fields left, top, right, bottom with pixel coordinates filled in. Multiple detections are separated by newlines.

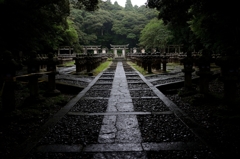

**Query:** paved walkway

left=98, top=62, right=142, bottom=144
left=14, top=61, right=217, bottom=159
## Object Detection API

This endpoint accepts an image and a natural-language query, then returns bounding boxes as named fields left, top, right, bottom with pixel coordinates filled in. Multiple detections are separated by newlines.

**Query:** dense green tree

left=139, top=18, right=172, bottom=51
left=0, top=0, right=99, bottom=56
left=124, top=0, right=133, bottom=11
left=69, top=0, right=158, bottom=50
left=147, top=0, right=240, bottom=54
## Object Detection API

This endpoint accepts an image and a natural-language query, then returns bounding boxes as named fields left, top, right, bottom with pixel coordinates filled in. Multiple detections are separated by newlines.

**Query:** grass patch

left=92, top=60, right=112, bottom=76
left=58, top=60, right=75, bottom=67
left=127, top=61, right=154, bottom=76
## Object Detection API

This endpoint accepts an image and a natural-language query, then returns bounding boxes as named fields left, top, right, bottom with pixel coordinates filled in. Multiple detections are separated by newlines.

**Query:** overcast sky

left=113, top=0, right=147, bottom=7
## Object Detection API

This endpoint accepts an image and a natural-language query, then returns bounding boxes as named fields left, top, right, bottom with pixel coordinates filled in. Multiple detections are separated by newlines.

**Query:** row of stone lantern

left=127, top=53, right=169, bottom=73
left=0, top=51, right=60, bottom=112
left=74, top=53, right=108, bottom=75
left=180, top=50, right=240, bottom=105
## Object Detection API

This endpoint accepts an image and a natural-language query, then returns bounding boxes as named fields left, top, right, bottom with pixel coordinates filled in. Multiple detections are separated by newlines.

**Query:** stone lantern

left=195, top=50, right=213, bottom=95
left=215, top=54, right=240, bottom=103
left=155, top=52, right=161, bottom=70
left=25, top=51, right=42, bottom=99
left=45, top=53, right=60, bottom=96
left=0, top=51, right=22, bottom=112
left=161, top=53, right=169, bottom=72
left=86, top=53, right=93, bottom=74
left=74, top=54, right=81, bottom=74
left=181, top=52, right=195, bottom=91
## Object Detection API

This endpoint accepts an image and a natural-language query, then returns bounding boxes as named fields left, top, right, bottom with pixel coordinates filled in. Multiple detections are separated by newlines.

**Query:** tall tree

left=125, top=0, right=133, bottom=11
left=0, top=0, right=99, bottom=56
left=147, top=0, right=240, bottom=54
left=139, top=18, right=172, bottom=51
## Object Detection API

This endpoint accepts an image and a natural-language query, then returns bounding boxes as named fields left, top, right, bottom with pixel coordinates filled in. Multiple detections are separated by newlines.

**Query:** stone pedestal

left=25, top=52, right=42, bottom=99
left=195, top=51, right=213, bottom=94
left=114, top=50, right=118, bottom=58
left=1, top=81, right=15, bottom=112
left=28, top=74, right=41, bottom=98
left=182, top=68, right=195, bottom=90
left=216, top=55, right=240, bottom=103
left=162, top=54, right=168, bottom=72
left=0, top=51, right=22, bottom=112
left=45, top=53, right=60, bottom=96
left=86, top=54, right=93, bottom=73
left=74, top=56, right=81, bottom=73
left=146, top=54, right=152, bottom=74
left=196, top=71, right=213, bottom=94
left=181, top=52, right=195, bottom=91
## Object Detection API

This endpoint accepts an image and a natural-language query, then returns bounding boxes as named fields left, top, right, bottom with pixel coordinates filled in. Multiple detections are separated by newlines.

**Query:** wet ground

left=5, top=61, right=223, bottom=159
left=4, top=59, right=240, bottom=159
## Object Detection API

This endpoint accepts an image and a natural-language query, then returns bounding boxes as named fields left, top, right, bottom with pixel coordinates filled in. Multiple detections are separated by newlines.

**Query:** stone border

left=67, top=111, right=173, bottom=116
left=36, top=142, right=203, bottom=153
left=13, top=69, right=106, bottom=159
left=131, top=65, right=220, bottom=158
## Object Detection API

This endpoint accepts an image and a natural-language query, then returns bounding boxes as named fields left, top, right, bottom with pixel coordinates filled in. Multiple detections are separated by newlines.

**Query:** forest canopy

left=146, top=0, right=240, bottom=55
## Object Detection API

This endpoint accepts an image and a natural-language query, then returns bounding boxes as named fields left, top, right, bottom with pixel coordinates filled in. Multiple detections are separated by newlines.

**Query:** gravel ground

left=138, top=114, right=198, bottom=142
left=1, top=62, right=238, bottom=159
left=130, top=90, right=157, bottom=97
left=132, top=98, right=170, bottom=112
left=128, top=83, right=149, bottom=89
left=84, top=89, right=111, bottom=97
left=164, top=79, right=240, bottom=157
left=70, top=99, right=108, bottom=113
left=0, top=81, right=76, bottom=158
left=39, top=115, right=103, bottom=145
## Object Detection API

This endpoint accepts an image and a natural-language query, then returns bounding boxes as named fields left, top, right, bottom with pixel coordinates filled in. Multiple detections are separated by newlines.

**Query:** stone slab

left=84, top=143, right=143, bottom=152
left=142, top=142, right=203, bottom=151
left=37, top=145, right=83, bottom=152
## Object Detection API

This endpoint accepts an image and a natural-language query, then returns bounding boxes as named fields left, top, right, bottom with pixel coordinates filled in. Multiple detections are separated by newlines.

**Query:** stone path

left=15, top=61, right=218, bottom=159
left=98, top=62, right=142, bottom=145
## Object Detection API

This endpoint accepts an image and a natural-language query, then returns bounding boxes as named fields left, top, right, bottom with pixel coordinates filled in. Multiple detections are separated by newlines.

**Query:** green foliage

left=147, top=0, right=240, bottom=54
left=139, top=18, right=173, bottom=50
left=127, top=61, right=152, bottom=75
left=69, top=0, right=158, bottom=49
left=124, top=0, right=133, bottom=11
left=92, top=60, right=112, bottom=76
left=0, top=0, right=99, bottom=56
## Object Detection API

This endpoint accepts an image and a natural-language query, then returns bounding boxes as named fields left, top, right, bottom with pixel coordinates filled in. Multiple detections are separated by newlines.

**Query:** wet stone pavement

left=20, top=61, right=218, bottom=159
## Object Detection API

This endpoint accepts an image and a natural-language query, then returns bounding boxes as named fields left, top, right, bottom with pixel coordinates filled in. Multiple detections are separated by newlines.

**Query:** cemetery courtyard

left=0, top=58, right=240, bottom=159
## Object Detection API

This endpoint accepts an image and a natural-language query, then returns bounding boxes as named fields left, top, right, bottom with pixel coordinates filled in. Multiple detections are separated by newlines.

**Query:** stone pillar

left=215, top=55, right=240, bottom=103
left=69, top=46, right=71, bottom=54
left=74, top=55, right=79, bottom=73
left=83, top=47, right=87, bottom=54
left=102, top=48, right=107, bottom=54
left=114, top=49, right=117, bottom=58
left=58, top=48, right=60, bottom=55
left=26, top=51, right=42, bottom=99
left=94, top=49, right=98, bottom=54
left=162, top=53, right=168, bottom=72
left=0, top=51, right=21, bottom=112
left=122, top=49, right=125, bottom=58
left=195, top=50, right=213, bottom=95
left=181, top=52, right=195, bottom=91
left=86, top=53, right=92, bottom=73
left=45, top=53, right=60, bottom=96
left=133, top=48, right=137, bottom=53
left=147, top=53, right=152, bottom=74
